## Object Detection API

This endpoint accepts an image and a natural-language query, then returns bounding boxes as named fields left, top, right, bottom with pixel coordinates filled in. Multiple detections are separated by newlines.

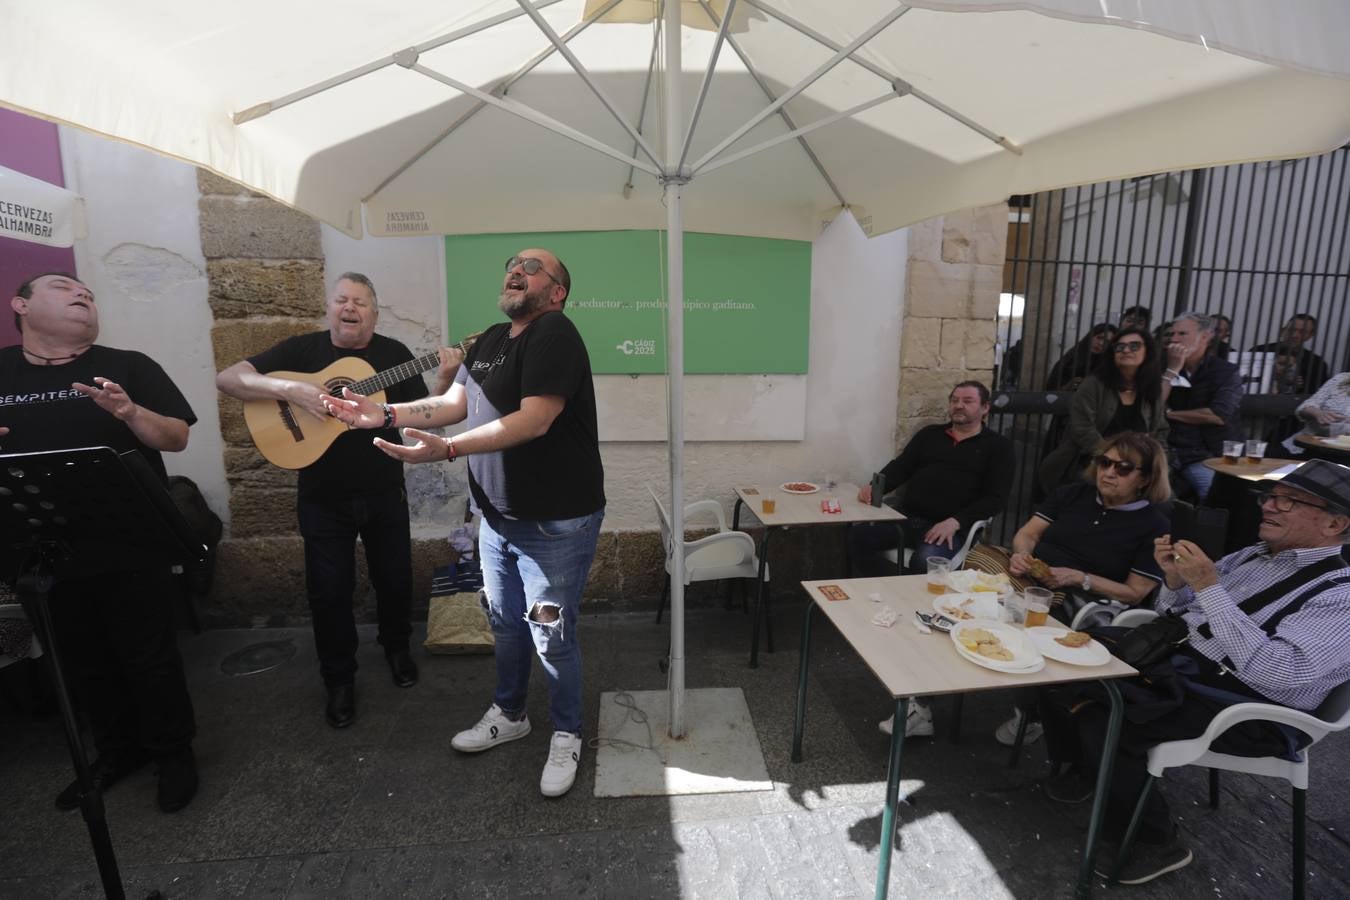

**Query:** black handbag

left=1110, top=615, right=1190, bottom=669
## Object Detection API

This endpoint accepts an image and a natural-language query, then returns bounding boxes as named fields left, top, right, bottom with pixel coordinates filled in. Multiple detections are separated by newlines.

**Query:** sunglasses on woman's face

left=1094, top=455, right=1140, bottom=475
left=1113, top=340, right=1144, bottom=353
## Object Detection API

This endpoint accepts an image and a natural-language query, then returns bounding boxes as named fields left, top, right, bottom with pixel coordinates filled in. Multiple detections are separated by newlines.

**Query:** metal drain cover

left=220, top=638, right=297, bottom=676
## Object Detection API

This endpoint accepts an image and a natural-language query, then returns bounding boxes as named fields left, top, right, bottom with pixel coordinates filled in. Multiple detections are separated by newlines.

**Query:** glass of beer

left=1245, top=440, right=1267, bottom=463
left=761, top=498, right=776, bottom=515
left=1024, top=587, right=1053, bottom=627
left=926, top=557, right=951, bottom=594
left=1222, top=440, right=1244, bottom=464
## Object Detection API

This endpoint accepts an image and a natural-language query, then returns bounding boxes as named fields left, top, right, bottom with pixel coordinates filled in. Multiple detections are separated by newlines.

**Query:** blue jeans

left=1180, top=461, right=1215, bottom=501
left=847, top=516, right=966, bottom=576
left=478, top=508, right=604, bottom=735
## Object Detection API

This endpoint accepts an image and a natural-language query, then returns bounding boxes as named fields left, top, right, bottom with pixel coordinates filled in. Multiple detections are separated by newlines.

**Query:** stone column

left=895, top=203, right=1008, bottom=446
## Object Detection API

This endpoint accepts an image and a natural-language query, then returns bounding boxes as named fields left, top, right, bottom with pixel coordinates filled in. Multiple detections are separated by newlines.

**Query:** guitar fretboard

left=336, top=333, right=480, bottom=397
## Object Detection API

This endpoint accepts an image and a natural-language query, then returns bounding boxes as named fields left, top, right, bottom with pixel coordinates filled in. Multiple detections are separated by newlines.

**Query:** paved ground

left=1, top=603, right=1347, bottom=899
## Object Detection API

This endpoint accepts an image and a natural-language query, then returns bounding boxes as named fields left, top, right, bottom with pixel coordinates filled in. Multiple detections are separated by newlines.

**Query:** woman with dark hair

left=1038, top=325, right=1179, bottom=494
left=1044, top=322, right=1117, bottom=390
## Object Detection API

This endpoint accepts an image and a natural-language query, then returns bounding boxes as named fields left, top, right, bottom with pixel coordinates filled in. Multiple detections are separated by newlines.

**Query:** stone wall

left=896, top=204, right=1008, bottom=446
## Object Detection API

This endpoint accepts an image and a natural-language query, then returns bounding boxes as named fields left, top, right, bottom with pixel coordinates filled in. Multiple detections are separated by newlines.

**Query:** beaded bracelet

left=380, top=403, right=396, bottom=429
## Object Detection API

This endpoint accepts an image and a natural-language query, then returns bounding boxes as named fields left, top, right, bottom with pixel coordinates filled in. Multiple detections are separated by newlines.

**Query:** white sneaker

left=995, top=708, right=1044, bottom=746
left=451, top=704, right=531, bottom=753
left=878, top=701, right=934, bottom=738
left=540, top=731, right=582, bottom=797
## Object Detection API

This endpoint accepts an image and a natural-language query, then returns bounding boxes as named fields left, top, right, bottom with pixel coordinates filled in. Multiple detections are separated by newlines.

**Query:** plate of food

left=944, top=569, right=1012, bottom=594
left=933, top=592, right=1001, bottom=622
left=1026, top=626, right=1111, bottom=666
left=949, top=620, right=1043, bottom=673
left=781, top=481, right=819, bottom=494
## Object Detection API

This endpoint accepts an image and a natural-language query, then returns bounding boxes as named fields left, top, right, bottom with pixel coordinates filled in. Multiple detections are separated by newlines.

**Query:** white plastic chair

left=882, top=517, right=992, bottom=571
left=1111, top=612, right=1350, bottom=898
left=650, top=489, right=768, bottom=625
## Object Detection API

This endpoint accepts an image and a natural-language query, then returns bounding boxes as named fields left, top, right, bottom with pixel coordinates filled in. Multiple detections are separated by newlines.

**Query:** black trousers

left=297, top=489, right=413, bottom=686
left=45, top=570, right=196, bottom=758
left=1041, top=686, right=1290, bottom=844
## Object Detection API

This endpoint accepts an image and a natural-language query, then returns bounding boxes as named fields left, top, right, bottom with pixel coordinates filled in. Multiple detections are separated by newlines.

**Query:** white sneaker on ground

left=994, top=708, right=1044, bottom=746
left=540, top=731, right=582, bottom=797
left=878, top=701, right=934, bottom=738
left=451, top=704, right=531, bottom=753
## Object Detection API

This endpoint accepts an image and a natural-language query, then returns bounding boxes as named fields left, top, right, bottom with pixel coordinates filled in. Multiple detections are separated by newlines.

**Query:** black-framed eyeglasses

left=1113, top=340, right=1144, bottom=353
left=1253, top=490, right=1331, bottom=513
left=505, top=255, right=562, bottom=287
left=1094, top=455, right=1139, bottom=476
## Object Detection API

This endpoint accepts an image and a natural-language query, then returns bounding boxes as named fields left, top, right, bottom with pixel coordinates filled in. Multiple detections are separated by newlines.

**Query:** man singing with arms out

left=2, top=272, right=199, bottom=813
left=325, top=249, right=605, bottom=798
left=216, top=273, right=454, bottom=728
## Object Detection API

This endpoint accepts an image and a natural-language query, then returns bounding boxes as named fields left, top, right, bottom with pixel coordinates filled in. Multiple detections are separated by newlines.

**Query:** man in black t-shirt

left=326, top=249, right=605, bottom=798
left=217, top=272, right=453, bottom=729
left=2, top=272, right=200, bottom=813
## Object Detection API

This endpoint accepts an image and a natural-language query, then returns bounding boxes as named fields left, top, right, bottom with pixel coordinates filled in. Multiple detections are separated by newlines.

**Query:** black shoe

left=156, top=748, right=198, bottom=813
left=386, top=649, right=419, bottom=688
left=54, top=748, right=151, bottom=811
left=326, top=683, right=355, bottom=728
left=1096, top=840, right=1192, bottom=884
left=1043, top=768, right=1095, bottom=804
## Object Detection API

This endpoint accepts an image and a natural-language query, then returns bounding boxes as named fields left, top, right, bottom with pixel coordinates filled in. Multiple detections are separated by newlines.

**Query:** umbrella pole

left=663, top=0, right=687, bottom=739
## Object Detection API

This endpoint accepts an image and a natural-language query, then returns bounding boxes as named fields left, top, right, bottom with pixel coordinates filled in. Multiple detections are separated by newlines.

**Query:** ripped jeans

left=478, top=507, right=604, bottom=735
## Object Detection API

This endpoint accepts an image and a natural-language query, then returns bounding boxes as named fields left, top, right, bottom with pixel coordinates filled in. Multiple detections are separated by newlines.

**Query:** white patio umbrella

left=4, top=0, right=1349, bottom=738
left=0, top=164, right=86, bottom=247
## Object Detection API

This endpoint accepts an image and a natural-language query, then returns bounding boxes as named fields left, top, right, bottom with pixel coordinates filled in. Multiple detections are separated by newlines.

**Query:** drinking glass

left=1222, top=440, right=1244, bottom=464
left=1024, top=587, right=1053, bottom=627
left=1244, top=440, right=1267, bottom=463
left=926, top=557, right=951, bottom=595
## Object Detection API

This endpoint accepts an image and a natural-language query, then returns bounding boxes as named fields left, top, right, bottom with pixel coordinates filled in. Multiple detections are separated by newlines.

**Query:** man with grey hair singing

left=1161, top=311, right=1243, bottom=500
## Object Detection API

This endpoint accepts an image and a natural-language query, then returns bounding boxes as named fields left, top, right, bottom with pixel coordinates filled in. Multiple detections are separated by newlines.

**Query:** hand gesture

left=1165, top=338, right=1188, bottom=371
left=1008, top=552, right=1033, bottom=577
left=1044, top=566, right=1082, bottom=590
left=1153, top=535, right=1179, bottom=581
left=373, top=427, right=447, bottom=465
left=923, top=517, right=960, bottom=550
left=435, top=346, right=465, bottom=391
left=1308, top=406, right=1346, bottom=426
left=284, top=380, right=332, bottom=421
left=857, top=484, right=872, bottom=505
left=324, top=387, right=384, bottom=429
left=73, top=377, right=138, bottom=422
left=1168, top=539, right=1219, bottom=591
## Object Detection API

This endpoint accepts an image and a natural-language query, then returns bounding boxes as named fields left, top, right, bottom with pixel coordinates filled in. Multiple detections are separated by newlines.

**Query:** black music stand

left=1, top=447, right=204, bottom=900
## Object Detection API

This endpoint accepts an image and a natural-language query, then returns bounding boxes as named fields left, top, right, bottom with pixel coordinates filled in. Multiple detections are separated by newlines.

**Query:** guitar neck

left=345, top=334, right=478, bottom=397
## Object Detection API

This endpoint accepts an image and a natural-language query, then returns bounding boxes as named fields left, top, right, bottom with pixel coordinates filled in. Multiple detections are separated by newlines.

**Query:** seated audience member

left=1293, top=372, right=1350, bottom=441
left=1038, top=326, right=1181, bottom=495
left=1046, top=323, right=1116, bottom=391
left=1119, top=305, right=1152, bottom=333
left=1207, top=313, right=1232, bottom=360
left=1040, top=459, right=1350, bottom=886
left=1251, top=314, right=1330, bottom=395
left=1163, top=312, right=1243, bottom=501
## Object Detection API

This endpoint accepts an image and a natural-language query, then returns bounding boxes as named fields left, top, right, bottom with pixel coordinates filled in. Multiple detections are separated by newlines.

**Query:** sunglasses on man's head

left=504, top=256, right=562, bottom=286
left=1094, top=455, right=1139, bottom=475
left=1113, top=340, right=1144, bottom=353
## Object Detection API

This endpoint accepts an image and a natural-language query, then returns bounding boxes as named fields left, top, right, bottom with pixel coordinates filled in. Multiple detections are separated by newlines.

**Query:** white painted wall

left=58, top=128, right=230, bottom=517
left=58, top=125, right=909, bottom=536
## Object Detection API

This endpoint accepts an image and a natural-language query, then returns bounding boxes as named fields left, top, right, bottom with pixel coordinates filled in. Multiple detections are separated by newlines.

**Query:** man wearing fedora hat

left=1040, top=459, right=1350, bottom=885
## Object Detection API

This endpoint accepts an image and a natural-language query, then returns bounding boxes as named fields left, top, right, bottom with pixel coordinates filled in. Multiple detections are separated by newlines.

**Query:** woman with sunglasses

left=1038, top=325, right=1180, bottom=494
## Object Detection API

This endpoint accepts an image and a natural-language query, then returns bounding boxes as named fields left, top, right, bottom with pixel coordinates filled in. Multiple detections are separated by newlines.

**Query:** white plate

left=780, top=481, right=819, bottom=494
left=933, top=592, right=1002, bottom=622
left=1026, top=626, right=1112, bottom=666
left=949, top=620, right=1044, bottom=674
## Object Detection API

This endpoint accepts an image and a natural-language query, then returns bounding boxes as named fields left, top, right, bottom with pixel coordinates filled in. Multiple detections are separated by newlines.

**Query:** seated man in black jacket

left=849, top=380, right=1013, bottom=576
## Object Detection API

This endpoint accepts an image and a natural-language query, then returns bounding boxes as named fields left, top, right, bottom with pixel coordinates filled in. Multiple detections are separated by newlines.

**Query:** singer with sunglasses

left=1013, top=432, right=1173, bottom=624
left=324, top=248, right=605, bottom=799
left=1039, top=325, right=1182, bottom=495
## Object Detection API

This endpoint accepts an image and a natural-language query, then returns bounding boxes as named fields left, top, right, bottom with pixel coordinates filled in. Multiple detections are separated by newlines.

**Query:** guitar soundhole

left=325, top=377, right=355, bottom=397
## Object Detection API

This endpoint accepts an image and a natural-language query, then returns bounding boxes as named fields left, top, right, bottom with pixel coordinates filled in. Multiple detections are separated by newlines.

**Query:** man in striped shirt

left=1043, top=459, right=1350, bottom=885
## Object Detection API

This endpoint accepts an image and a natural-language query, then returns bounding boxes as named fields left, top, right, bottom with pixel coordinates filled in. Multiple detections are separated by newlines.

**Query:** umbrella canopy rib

left=514, top=0, right=661, bottom=168
left=740, top=0, right=1022, bottom=155
left=622, top=32, right=663, bottom=196
left=363, top=0, right=627, bottom=205
left=232, top=0, right=570, bottom=125
left=690, top=5, right=909, bottom=174
left=679, top=0, right=739, bottom=173
left=411, top=63, right=661, bottom=176
left=697, top=0, right=846, bottom=207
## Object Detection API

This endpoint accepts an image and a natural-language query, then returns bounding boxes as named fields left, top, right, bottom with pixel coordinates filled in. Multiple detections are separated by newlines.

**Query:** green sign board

left=444, top=230, right=811, bottom=374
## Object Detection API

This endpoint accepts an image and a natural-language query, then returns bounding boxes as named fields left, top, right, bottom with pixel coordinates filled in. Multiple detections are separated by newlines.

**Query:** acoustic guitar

left=243, top=333, right=480, bottom=470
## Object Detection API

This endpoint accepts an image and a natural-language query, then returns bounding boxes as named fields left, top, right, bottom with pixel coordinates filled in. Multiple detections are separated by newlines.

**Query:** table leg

left=749, top=527, right=774, bottom=668
left=791, top=601, right=815, bottom=763
left=1076, top=680, right=1124, bottom=899
left=874, top=696, right=910, bottom=900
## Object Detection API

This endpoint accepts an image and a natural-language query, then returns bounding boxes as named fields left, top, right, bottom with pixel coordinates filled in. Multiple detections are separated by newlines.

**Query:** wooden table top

left=1294, top=434, right=1350, bottom=456
left=801, top=575, right=1136, bottom=699
left=1201, top=456, right=1296, bottom=482
left=735, top=482, right=904, bottom=527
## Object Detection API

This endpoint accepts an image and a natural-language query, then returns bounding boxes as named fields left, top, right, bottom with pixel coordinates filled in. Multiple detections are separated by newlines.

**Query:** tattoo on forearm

left=407, top=401, right=437, bottom=421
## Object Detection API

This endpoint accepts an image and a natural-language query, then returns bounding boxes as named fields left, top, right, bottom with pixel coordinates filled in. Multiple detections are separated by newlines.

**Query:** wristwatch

left=1081, top=573, right=1092, bottom=592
